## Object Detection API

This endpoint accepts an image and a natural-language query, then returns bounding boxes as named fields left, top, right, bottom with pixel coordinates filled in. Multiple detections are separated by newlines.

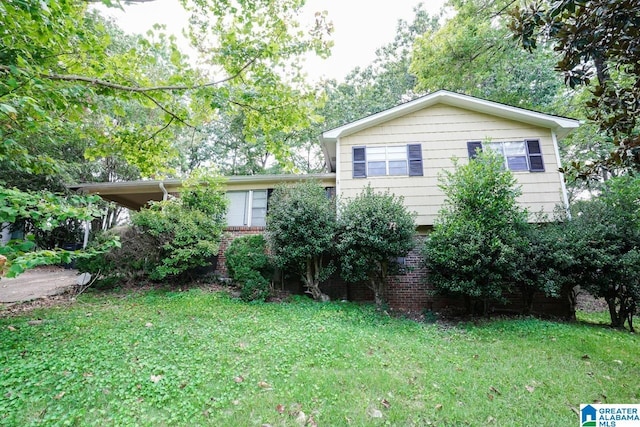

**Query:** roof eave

left=320, top=90, right=581, bottom=142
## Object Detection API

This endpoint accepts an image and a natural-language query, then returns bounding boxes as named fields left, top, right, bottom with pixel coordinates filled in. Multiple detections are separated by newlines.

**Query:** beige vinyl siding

left=338, top=104, right=564, bottom=226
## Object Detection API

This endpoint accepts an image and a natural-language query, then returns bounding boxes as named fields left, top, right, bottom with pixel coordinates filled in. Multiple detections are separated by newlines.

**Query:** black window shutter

left=467, top=141, right=482, bottom=159
left=526, top=139, right=544, bottom=172
left=407, top=144, right=423, bottom=176
left=353, top=146, right=366, bottom=178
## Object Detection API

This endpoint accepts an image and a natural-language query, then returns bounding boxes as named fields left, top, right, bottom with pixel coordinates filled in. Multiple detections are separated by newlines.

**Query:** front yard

left=1, top=289, right=638, bottom=426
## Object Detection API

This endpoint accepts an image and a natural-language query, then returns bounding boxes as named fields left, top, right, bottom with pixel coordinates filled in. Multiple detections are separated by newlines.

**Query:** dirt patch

left=576, top=289, right=609, bottom=313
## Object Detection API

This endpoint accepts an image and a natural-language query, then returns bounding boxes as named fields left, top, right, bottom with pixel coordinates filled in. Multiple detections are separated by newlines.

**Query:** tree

left=410, top=0, right=564, bottom=111
left=337, top=186, right=416, bottom=308
left=266, top=181, right=336, bottom=301
left=509, top=0, right=640, bottom=169
left=1, top=0, right=331, bottom=275
left=560, top=176, right=640, bottom=330
left=0, top=188, right=118, bottom=277
left=423, top=151, right=529, bottom=315
left=320, top=5, right=437, bottom=130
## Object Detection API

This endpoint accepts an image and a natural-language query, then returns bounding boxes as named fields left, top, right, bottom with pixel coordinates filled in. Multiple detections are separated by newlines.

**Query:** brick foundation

left=214, top=230, right=569, bottom=317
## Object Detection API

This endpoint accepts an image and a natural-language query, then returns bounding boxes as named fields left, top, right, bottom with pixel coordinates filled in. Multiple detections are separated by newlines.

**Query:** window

left=467, top=139, right=544, bottom=172
left=226, top=190, right=268, bottom=227
left=352, top=144, right=423, bottom=178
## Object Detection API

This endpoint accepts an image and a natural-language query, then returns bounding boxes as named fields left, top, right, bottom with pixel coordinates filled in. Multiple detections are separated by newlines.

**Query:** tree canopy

left=510, top=0, right=640, bottom=170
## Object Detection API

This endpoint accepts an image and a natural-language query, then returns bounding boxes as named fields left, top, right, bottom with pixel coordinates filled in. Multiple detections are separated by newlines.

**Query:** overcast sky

left=96, top=0, right=447, bottom=82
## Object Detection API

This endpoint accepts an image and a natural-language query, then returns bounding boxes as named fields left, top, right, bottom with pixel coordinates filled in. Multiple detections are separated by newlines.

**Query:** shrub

left=131, top=170, right=227, bottom=280
left=337, top=185, right=416, bottom=308
left=76, top=226, right=159, bottom=288
left=423, top=151, right=529, bottom=315
left=225, top=235, right=273, bottom=302
left=265, top=181, right=336, bottom=301
left=78, top=169, right=227, bottom=284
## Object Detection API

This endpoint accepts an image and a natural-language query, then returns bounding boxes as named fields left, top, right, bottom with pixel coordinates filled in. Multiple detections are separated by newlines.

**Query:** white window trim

left=226, top=190, right=268, bottom=227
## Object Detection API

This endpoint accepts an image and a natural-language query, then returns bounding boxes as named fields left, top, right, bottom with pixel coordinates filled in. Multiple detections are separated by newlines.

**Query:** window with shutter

left=407, top=144, right=423, bottom=176
left=467, top=141, right=482, bottom=159
left=470, top=140, right=545, bottom=172
left=526, top=139, right=545, bottom=172
left=353, top=146, right=366, bottom=178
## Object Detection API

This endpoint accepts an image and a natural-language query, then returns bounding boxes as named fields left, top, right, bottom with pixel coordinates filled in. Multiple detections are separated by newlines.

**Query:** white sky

left=95, top=0, right=447, bottom=82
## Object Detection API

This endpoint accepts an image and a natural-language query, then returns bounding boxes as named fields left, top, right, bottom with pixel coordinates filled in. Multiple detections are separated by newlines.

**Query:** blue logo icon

left=581, top=404, right=597, bottom=427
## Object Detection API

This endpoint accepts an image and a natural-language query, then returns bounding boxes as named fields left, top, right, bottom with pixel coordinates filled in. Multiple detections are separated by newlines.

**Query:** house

left=70, top=90, right=580, bottom=312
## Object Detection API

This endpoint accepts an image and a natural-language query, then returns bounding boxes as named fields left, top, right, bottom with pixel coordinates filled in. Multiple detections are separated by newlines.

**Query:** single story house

left=70, top=90, right=580, bottom=313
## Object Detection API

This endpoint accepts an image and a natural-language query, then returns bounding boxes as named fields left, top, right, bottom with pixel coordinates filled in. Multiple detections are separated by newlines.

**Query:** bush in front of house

left=422, top=151, right=530, bottom=316
left=130, top=170, right=227, bottom=280
left=265, top=180, right=336, bottom=301
left=337, top=185, right=416, bottom=308
left=76, top=226, right=159, bottom=288
left=78, top=169, right=227, bottom=285
left=225, top=234, right=273, bottom=302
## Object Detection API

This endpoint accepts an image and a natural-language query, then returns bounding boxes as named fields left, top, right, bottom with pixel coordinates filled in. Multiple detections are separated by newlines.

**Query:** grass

left=1, top=289, right=638, bottom=426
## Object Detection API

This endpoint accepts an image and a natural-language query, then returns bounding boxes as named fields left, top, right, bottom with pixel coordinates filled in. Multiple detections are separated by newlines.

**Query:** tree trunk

left=521, top=286, right=535, bottom=315
left=369, top=262, right=388, bottom=309
left=605, top=296, right=623, bottom=328
left=562, top=284, right=578, bottom=321
left=303, top=257, right=329, bottom=302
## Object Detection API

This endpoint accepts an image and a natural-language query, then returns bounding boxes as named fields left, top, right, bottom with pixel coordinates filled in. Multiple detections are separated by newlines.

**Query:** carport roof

left=68, top=173, right=337, bottom=210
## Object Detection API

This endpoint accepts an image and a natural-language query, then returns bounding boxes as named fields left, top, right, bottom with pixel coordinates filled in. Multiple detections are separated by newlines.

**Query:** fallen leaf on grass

left=54, top=391, right=65, bottom=400
left=150, top=374, right=162, bottom=383
left=145, top=322, right=153, bottom=328
left=307, top=415, right=318, bottom=427
left=435, top=404, right=443, bottom=411
left=276, top=404, right=285, bottom=414
left=381, top=398, right=390, bottom=409
left=258, top=381, right=272, bottom=390
left=487, top=393, right=494, bottom=401
left=366, top=407, right=383, bottom=418
left=7, top=325, right=17, bottom=331
left=489, top=386, right=501, bottom=396
left=234, top=375, right=244, bottom=383
left=613, top=359, right=623, bottom=365
left=486, top=416, right=496, bottom=423
left=295, top=411, right=307, bottom=425
left=525, top=385, right=535, bottom=393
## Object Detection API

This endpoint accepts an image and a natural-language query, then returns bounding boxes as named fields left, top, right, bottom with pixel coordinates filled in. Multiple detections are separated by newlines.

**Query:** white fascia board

left=320, top=90, right=580, bottom=142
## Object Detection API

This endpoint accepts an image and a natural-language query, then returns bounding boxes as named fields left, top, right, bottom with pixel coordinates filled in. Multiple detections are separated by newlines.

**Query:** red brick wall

left=216, top=226, right=266, bottom=277
left=215, top=230, right=569, bottom=317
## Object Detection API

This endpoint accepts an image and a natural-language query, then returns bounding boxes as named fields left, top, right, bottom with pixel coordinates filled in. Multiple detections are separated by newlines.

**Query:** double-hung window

left=467, top=139, right=545, bottom=172
left=226, top=190, right=268, bottom=227
left=353, top=144, right=423, bottom=178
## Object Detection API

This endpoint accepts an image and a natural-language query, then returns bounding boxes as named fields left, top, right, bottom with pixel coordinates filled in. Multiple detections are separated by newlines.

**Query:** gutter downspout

left=159, top=182, right=168, bottom=201
left=335, top=137, right=341, bottom=216
left=552, top=130, right=571, bottom=219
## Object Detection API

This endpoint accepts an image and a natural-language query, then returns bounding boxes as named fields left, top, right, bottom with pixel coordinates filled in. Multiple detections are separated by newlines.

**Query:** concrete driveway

left=0, top=266, right=79, bottom=304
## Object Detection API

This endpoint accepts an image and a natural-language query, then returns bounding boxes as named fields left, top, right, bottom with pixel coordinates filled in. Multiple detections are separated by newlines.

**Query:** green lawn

left=1, top=290, right=638, bottom=426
